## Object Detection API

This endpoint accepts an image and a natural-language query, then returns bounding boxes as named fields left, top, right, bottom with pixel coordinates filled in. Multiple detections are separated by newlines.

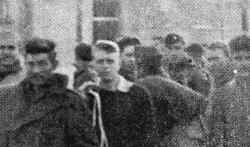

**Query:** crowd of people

left=0, top=32, right=249, bottom=147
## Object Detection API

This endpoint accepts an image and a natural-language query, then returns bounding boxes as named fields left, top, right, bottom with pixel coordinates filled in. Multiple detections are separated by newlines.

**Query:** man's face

left=232, top=51, right=250, bottom=63
left=0, top=45, right=17, bottom=65
left=74, top=58, right=91, bottom=72
left=93, top=49, right=120, bottom=80
left=169, top=42, right=185, bottom=51
left=121, top=45, right=135, bottom=71
left=205, top=49, right=227, bottom=64
left=232, top=51, right=250, bottom=77
left=168, top=63, right=192, bottom=85
left=25, top=53, right=54, bottom=85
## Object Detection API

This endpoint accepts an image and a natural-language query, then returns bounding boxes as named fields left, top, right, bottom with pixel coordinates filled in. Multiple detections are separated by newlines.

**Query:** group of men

left=0, top=32, right=248, bottom=147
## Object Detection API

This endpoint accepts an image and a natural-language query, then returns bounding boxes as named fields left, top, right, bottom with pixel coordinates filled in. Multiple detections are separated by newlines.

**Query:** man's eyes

left=96, top=59, right=114, bottom=64
left=245, top=56, right=250, bottom=61
left=96, top=59, right=105, bottom=64
left=234, top=56, right=242, bottom=61
left=27, top=61, right=48, bottom=66
left=37, top=61, right=49, bottom=66
left=28, top=62, right=35, bottom=67
left=208, top=57, right=219, bottom=61
left=125, top=53, right=134, bottom=57
left=106, top=59, right=114, bottom=64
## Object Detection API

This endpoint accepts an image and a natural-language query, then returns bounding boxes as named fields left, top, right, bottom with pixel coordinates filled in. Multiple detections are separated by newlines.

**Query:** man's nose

left=32, top=66, right=43, bottom=73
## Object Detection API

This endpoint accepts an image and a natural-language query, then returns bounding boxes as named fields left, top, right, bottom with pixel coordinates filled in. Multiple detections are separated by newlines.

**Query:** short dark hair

left=95, top=40, right=120, bottom=54
left=116, top=36, right=140, bottom=53
left=75, top=43, right=92, bottom=61
left=185, top=43, right=204, bottom=56
left=25, top=38, right=57, bottom=64
left=229, top=35, right=250, bottom=54
left=25, top=38, right=56, bottom=54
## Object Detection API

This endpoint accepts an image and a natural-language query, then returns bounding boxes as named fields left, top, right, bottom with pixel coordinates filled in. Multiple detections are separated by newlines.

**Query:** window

left=93, top=0, right=121, bottom=42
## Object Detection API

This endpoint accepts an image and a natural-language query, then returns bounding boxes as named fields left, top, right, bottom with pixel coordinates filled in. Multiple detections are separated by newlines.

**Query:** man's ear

left=53, top=60, right=59, bottom=70
left=50, top=52, right=58, bottom=70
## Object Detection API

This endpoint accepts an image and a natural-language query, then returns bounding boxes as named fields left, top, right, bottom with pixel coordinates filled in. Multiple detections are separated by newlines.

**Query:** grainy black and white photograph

left=0, top=0, right=249, bottom=146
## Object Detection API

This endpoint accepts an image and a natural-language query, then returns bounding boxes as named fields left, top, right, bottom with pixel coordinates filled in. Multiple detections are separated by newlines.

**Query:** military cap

left=165, top=33, right=185, bottom=47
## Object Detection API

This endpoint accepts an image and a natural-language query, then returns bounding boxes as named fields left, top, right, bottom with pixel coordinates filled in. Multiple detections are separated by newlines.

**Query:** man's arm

left=128, top=86, right=157, bottom=147
left=65, top=92, right=99, bottom=147
left=165, top=79, right=207, bottom=123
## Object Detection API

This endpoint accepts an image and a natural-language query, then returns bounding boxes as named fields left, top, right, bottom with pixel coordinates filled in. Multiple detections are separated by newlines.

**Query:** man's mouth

left=28, top=74, right=47, bottom=85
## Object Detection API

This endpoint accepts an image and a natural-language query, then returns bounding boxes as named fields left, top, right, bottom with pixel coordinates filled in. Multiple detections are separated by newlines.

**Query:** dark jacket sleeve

left=127, top=86, right=156, bottom=147
left=65, top=91, right=99, bottom=147
left=163, top=78, right=207, bottom=124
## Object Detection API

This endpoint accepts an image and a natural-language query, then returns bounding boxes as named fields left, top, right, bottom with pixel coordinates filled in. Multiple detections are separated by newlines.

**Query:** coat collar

left=117, top=75, right=133, bottom=92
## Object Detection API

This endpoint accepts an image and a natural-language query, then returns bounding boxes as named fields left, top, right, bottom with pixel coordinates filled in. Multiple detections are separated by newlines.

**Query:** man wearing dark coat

left=135, top=46, right=208, bottom=147
left=0, top=38, right=98, bottom=147
left=90, top=40, right=156, bottom=147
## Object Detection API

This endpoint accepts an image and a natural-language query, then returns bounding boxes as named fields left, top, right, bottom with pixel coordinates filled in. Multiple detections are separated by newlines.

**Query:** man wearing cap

left=165, top=33, right=185, bottom=52
left=208, top=35, right=250, bottom=147
left=0, top=43, right=25, bottom=86
left=0, top=38, right=98, bottom=147
left=135, top=46, right=207, bottom=147
left=91, top=40, right=156, bottom=147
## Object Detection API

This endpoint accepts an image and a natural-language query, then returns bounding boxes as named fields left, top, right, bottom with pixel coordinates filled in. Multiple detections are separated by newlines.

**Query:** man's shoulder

left=0, top=84, right=21, bottom=97
left=61, top=89, right=88, bottom=109
left=138, top=75, right=170, bottom=87
left=212, top=82, right=237, bottom=104
left=129, top=82, right=151, bottom=96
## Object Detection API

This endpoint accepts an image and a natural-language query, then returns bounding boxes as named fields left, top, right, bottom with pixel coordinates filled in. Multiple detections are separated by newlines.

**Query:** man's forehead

left=123, top=45, right=135, bottom=53
left=26, top=53, right=49, bottom=61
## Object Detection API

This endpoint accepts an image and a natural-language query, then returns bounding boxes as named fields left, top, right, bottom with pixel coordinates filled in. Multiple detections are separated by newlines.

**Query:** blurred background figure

left=116, top=36, right=140, bottom=81
left=0, top=43, right=24, bottom=86
left=208, top=60, right=236, bottom=89
left=152, top=36, right=167, bottom=54
left=209, top=35, right=250, bottom=147
left=73, top=43, right=97, bottom=90
left=135, top=46, right=169, bottom=79
left=229, top=35, right=250, bottom=77
left=135, top=46, right=207, bottom=147
left=164, top=50, right=212, bottom=97
left=164, top=52, right=194, bottom=85
left=165, top=33, right=185, bottom=54
left=205, top=41, right=230, bottom=65
left=185, top=43, right=209, bottom=69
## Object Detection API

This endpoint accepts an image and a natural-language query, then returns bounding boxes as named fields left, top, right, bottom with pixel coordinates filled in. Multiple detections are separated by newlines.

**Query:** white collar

left=117, top=76, right=134, bottom=92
